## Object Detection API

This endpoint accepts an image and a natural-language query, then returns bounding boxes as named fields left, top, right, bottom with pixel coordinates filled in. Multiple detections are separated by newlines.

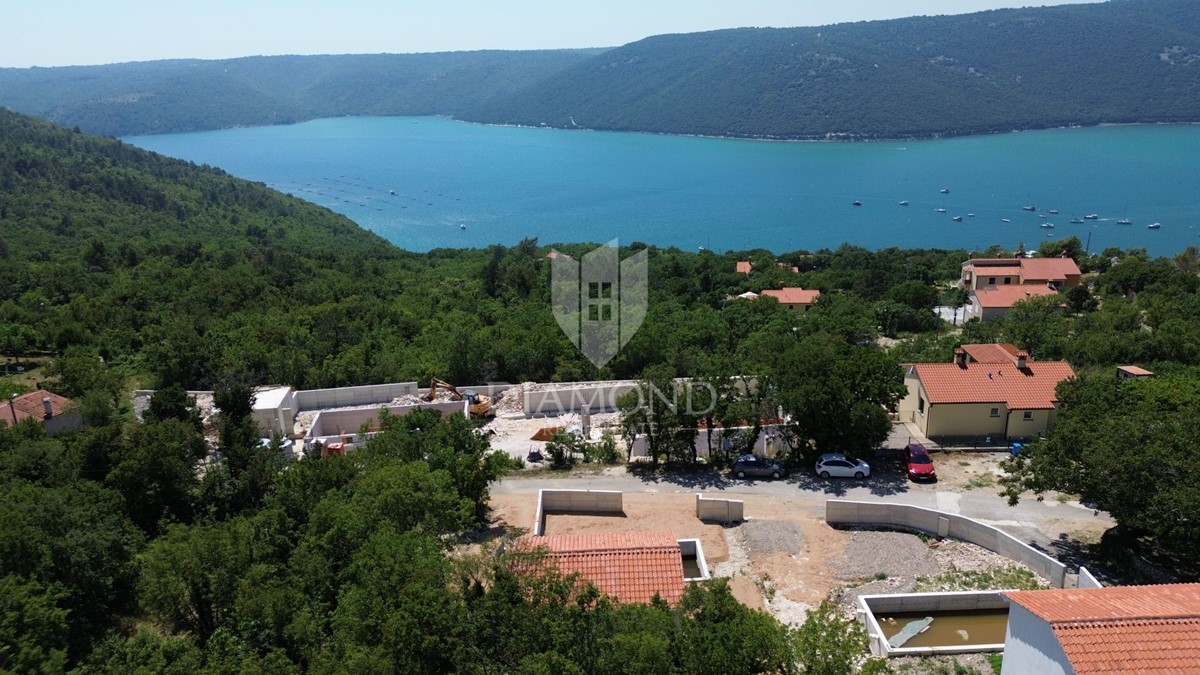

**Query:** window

left=1022, top=411, right=1034, bottom=421
left=990, top=408, right=1000, bottom=417
left=918, top=395, right=926, bottom=415
left=987, top=277, right=996, bottom=285
left=1004, top=277, right=1012, bottom=284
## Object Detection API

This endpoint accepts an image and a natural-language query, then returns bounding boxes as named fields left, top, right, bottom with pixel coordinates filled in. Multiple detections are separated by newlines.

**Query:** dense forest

left=3, top=0, right=1200, bottom=139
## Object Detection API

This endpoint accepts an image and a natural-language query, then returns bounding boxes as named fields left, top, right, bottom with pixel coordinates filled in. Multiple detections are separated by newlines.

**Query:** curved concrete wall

left=825, top=500, right=1067, bottom=588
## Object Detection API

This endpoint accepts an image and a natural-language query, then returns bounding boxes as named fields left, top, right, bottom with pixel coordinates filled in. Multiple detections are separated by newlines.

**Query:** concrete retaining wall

left=294, top=382, right=419, bottom=411
left=1076, top=566, right=1103, bottom=589
left=524, top=381, right=638, bottom=416
left=304, top=401, right=468, bottom=450
left=696, top=494, right=744, bottom=523
left=533, top=489, right=624, bottom=535
left=825, top=500, right=1067, bottom=588
left=679, top=538, right=711, bottom=581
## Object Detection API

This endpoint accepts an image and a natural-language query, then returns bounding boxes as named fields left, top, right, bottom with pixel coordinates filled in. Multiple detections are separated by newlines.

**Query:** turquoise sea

left=125, top=117, right=1200, bottom=255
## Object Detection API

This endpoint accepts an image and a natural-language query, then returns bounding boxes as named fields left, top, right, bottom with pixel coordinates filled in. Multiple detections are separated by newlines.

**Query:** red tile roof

left=973, top=284, right=1058, bottom=309
left=0, top=390, right=75, bottom=428
left=736, top=261, right=752, bottom=274
left=966, top=262, right=1024, bottom=279
left=516, top=532, right=685, bottom=605
left=1006, top=584, right=1200, bottom=674
left=762, top=287, right=821, bottom=306
left=959, top=343, right=1021, bottom=364
left=915, top=361, right=1075, bottom=409
left=1020, top=257, right=1081, bottom=282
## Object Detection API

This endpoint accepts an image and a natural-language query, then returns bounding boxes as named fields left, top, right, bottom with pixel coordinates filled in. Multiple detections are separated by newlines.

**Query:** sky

left=2, top=0, right=1099, bottom=68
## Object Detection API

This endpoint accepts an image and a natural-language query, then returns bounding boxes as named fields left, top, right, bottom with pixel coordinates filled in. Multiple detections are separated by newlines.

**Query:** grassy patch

left=964, top=473, right=995, bottom=490
left=913, top=565, right=1047, bottom=592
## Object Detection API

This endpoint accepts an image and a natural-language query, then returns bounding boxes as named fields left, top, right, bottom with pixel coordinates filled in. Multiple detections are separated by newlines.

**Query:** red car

left=905, top=444, right=937, bottom=482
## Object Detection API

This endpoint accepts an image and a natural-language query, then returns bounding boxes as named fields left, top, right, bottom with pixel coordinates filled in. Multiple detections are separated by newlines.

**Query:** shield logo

left=551, top=240, right=647, bottom=367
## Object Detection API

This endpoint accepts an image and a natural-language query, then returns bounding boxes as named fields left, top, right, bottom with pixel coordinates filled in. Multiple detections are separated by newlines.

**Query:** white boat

left=1001, top=218, right=1012, bottom=223
left=1049, top=209, right=1060, bottom=214
left=1041, top=223, right=1055, bottom=229
left=1117, top=218, right=1132, bottom=225
left=460, top=223, right=467, bottom=230
left=940, top=188, right=950, bottom=194
left=952, top=216, right=963, bottom=222
left=1084, top=214, right=1099, bottom=220
left=899, top=201, right=910, bottom=206
left=936, top=208, right=947, bottom=213
left=1147, top=222, right=1161, bottom=229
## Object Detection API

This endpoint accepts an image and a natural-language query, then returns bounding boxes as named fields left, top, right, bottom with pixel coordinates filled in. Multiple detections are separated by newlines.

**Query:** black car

left=731, top=454, right=788, bottom=480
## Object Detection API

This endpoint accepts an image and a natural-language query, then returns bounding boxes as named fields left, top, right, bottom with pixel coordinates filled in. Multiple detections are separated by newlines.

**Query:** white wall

left=1001, top=604, right=1072, bottom=675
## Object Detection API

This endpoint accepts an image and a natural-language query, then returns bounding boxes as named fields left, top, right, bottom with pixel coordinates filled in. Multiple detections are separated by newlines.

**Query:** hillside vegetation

left=0, top=50, right=601, bottom=136
left=465, top=0, right=1200, bottom=139
left=2, top=0, right=1199, bottom=139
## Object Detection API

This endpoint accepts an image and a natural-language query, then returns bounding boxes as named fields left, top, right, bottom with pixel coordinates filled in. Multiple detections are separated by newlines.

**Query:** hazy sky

left=2, top=0, right=1098, bottom=68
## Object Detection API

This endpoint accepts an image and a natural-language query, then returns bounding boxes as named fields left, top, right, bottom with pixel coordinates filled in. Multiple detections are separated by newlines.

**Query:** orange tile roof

left=915, top=361, right=1075, bottom=409
left=517, top=532, right=685, bottom=605
left=736, top=261, right=752, bottom=274
left=1052, top=618, right=1200, bottom=674
left=762, top=287, right=820, bottom=305
left=959, top=343, right=1021, bottom=364
left=1007, top=584, right=1200, bottom=674
left=1020, top=257, right=1081, bottom=282
left=973, top=284, right=1058, bottom=309
left=1118, top=365, right=1154, bottom=376
left=1006, top=584, right=1200, bottom=623
left=1, top=390, right=75, bottom=428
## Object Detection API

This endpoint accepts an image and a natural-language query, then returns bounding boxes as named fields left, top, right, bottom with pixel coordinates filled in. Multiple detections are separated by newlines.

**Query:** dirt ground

left=488, top=492, right=852, bottom=624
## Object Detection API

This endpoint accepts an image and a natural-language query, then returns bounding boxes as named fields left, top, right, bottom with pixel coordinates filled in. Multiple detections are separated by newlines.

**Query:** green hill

left=0, top=50, right=603, bottom=136
left=466, top=0, right=1200, bottom=138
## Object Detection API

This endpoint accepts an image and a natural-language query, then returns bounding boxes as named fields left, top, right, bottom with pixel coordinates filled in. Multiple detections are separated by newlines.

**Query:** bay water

left=125, top=117, right=1200, bottom=255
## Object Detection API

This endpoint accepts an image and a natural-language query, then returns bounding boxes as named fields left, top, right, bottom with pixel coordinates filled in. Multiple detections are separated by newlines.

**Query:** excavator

left=425, top=378, right=493, bottom=417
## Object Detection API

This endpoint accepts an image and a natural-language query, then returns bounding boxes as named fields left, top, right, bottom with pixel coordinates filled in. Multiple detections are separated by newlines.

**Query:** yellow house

left=903, top=345, right=1074, bottom=443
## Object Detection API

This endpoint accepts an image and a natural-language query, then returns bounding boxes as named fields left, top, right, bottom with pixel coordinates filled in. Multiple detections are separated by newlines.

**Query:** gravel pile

left=832, top=531, right=941, bottom=581
left=740, top=519, right=805, bottom=557
left=929, top=538, right=1024, bottom=574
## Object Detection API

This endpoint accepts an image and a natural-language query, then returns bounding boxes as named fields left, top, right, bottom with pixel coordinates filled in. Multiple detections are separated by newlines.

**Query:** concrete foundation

left=858, top=591, right=1009, bottom=658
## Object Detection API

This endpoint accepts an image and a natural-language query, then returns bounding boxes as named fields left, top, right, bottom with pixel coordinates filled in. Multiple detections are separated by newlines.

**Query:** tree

left=106, top=419, right=208, bottom=534
left=617, top=364, right=699, bottom=466
left=768, top=334, right=904, bottom=459
left=143, top=384, right=203, bottom=431
left=1001, top=373, right=1200, bottom=578
left=0, top=575, right=70, bottom=674
left=793, top=601, right=884, bottom=675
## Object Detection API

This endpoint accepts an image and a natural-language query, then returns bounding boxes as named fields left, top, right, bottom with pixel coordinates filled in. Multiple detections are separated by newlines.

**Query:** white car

left=815, top=453, right=871, bottom=479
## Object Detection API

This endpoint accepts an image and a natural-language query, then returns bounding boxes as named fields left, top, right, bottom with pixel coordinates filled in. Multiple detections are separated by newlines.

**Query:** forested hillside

left=2, top=0, right=1198, bottom=139
left=0, top=50, right=602, bottom=136
left=465, top=0, right=1200, bottom=139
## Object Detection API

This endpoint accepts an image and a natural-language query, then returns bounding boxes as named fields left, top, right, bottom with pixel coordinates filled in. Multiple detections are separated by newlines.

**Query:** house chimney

left=1015, top=352, right=1028, bottom=369
left=42, top=397, right=53, bottom=420
left=954, top=348, right=967, bottom=368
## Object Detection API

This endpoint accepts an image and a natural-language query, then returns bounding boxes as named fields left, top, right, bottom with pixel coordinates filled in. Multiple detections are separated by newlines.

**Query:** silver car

left=815, top=453, right=871, bottom=479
